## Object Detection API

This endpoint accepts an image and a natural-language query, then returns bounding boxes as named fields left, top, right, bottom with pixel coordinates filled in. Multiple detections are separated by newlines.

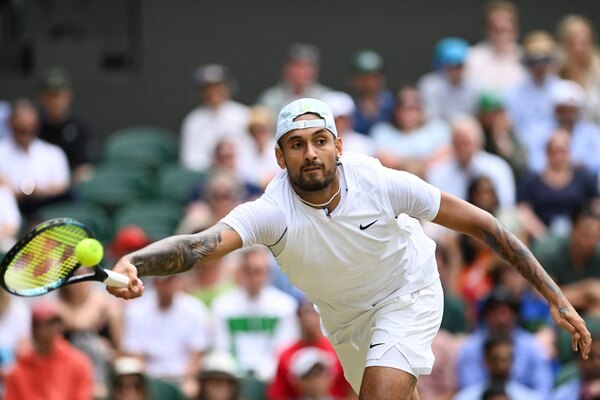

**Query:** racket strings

left=4, top=225, right=88, bottom=294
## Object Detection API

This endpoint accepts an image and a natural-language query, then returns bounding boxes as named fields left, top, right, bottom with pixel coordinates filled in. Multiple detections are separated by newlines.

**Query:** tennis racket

left=0, top=218, right=129, bottom=297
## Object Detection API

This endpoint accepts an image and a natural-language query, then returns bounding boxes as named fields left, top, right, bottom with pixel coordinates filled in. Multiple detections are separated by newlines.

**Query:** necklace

left=297, top=185, right=341, bottom=208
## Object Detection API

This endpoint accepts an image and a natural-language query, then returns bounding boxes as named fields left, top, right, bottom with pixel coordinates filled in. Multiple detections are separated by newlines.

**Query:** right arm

left=107, top=222, right=242, bottom=300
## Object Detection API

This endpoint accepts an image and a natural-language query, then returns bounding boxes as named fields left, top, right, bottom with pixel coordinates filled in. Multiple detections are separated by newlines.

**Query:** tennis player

left=108, top=98, right=591, bottom=400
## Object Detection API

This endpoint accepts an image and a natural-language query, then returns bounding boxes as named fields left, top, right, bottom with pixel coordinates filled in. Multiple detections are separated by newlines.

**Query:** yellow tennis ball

left=75, top=238, right=104, bottom=267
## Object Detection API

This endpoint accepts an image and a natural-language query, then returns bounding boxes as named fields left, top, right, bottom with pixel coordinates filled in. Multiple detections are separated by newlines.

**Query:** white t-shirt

left=0, top=137, right=69, bottom=192
left=180, top=100, right=251, bottom=172
left=221, top=152, right=441, bottom=332
left=0, top=186, right=20, bottom=229
left=122, top=290, right=212, bottom=378
left=211, top=285, right=299, bottom=380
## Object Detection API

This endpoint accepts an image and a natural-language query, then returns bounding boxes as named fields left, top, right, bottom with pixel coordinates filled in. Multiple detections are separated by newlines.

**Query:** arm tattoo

left=481, top=220, right=563, bottom=298
left=128, top=223, right=233, bottom=277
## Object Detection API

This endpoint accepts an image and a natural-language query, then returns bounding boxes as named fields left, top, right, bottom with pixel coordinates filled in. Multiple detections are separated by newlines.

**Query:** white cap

left=276, top=98, right=338, bottom=143
left=201, top=351, right=243, bottom=380
left=321, top=91, right=356, bottom=118
left=289, top=347, right=333, bottom=378
left=114, top=356, right=146, bottom=376
left=552, top=79, right=586, bottom=108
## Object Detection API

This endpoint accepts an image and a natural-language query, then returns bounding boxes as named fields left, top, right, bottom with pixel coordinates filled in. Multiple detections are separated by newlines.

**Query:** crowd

left=1, top=1, right=600, bottom=399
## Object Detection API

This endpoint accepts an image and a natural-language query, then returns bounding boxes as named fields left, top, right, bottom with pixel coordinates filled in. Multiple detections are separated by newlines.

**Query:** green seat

left=35, top=201, right=113, bottom=243
left=103, top=126, right=178, bottom=170
left=155, top=164, right=206, bottom=204
left=78, top=174, right=151, bottom=215
left=114, top=200, right=183, bottom=241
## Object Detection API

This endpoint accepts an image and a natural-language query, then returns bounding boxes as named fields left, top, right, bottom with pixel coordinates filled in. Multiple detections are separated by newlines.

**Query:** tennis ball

left=75, top=238, right=104, bottom=267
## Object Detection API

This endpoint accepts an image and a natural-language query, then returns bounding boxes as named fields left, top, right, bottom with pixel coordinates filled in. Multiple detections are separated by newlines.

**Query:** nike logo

left=360, top=220, right=378, bottom=230
left=369, top=343, right=385, bottom=349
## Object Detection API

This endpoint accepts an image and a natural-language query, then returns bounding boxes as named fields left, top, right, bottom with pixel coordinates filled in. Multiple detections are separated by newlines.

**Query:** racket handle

left=102, top=269, right=130, bottom=288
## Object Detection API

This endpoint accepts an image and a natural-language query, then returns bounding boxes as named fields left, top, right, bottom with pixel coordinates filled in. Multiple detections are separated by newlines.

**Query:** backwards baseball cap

left=276, top=98, right=338, bottom=143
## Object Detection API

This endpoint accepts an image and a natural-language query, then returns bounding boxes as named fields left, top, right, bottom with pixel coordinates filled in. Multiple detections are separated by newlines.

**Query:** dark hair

left=571, top=200, right=600, bottom=225
left=484, top=333, right=512, bottom=355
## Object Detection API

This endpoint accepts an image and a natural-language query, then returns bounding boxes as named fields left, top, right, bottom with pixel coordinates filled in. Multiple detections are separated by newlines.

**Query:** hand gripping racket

left=0, top=218, right=130, bottom=297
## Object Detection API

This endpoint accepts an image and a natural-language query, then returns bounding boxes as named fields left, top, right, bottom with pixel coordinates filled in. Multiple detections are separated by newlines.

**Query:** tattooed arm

left=432, top=191, right=592, bottom=359
left=106, top=223, right=243, bottom=300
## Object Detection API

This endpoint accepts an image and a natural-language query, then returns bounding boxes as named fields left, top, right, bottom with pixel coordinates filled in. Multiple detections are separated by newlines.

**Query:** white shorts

left=329, top=279, right=443, bottom=394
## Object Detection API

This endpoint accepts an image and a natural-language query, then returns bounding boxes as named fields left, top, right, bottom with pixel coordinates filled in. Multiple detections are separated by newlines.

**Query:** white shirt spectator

left=180, top=100, right=251, bottom=172
left=211, top=285, right=299, bottom=381
left=466, top=41, right=527, bottom=94
left=0, top=136, right=69, bottom=194
left=122, top=290, right=212, bottom=378
left=427, top=150, right=516, bottom=208
left=418, top=72, right=480, bottom=121
left=0, top=296, right=31, bottom=368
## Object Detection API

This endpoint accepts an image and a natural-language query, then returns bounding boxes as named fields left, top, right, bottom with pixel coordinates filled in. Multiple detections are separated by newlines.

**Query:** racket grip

left=102, top=269, right=131, bottom=288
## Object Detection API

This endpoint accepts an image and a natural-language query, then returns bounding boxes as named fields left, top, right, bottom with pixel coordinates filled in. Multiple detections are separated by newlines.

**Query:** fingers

left=563, top=311, right=592, bottom=360
left=107, top=277, right=144, bottom=300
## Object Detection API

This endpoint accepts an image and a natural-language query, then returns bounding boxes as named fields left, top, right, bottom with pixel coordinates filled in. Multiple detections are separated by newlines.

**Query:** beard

left=289, top=161, right=337, bottom=192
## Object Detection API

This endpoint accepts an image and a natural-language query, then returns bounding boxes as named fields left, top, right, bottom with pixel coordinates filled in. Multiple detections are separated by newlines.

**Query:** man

left=347, top=49, right=394, bottom=135
left=426, top=114, right=515, bottom=208
left=211, top=246, right=299, bottom=381
left=121, top=274, right=212, bottom=396
left=108, top=98, right=590, bottom=400
left=3, top=301, right=93, bottom=400
left=454, top=334, right=543, bottom=400
left=37, top=66, right=94, bottom=183
left=0, top=99, right=70, bottom=219
left=180, top=64, right=251, bottom=173
left=268, top=298, right=351, bottom=400
left=456, top=286, right=552, bottom=397
left=418, top=37, right=479, bottom=121
left=258, top=43, right=331, bottom=117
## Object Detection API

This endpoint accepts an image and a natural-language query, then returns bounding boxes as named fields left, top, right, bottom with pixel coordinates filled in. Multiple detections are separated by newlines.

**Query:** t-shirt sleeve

left=383, top=167, right=441, bottom=221
left=220, top=196, right=287, bottom=247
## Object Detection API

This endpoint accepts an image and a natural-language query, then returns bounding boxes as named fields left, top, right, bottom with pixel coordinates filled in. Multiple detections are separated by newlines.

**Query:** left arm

left=432, top=192, right=591, bottom=358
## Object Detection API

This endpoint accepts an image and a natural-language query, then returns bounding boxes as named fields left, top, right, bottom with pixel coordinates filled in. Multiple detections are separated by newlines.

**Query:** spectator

left=0, top=290, right=30, bottom=397
left=456, top=285, right=553, bottom=397
left=418, top=37, right=479, bottom=120
left=321, top=91, right=377, bottom=157
left=552, top=327, right=600, bottom=400
left=465, top=0, right=527, bottom=93
left=0, top=99, right=70, bottom=220
left=109, top=356, right=185, bottom=400
left=108, top=225, right=152, bottom=266
left=556, top=14, right=600, bottom=126
left=0, top=184, right=21, bottom=252
left=180, top=64, right=251, bottom=172
left=37, top=66, right=95, bottom=184
left=176, top=169, right=248, bottom=235
left=426, top=114, right=516, bottom=208
left=212, top=246, right=299, bottom=382
left=533, top=201, right=600, bottom=316
left=267, top=298, right=352, bottom=400
left=371, top=85, right=451, bottom=178
left=258, top=43, right=331, bottom=116
left=287, top=347, right=336, bottom=400
left=3, top=301, right=93, bottom=400
left=454, top=334, right=542, bottom=400
left=122, top=275, right=213, bottom=396
left=0, top=100, right=10, bottom=139
left=524, top=79, right=600, bottom=174
left=506, top=31, right=561, bottom=140
left=477, top=91, right=528, bottom=180
left=242, top=106, right=281, bottom=189
left=347, top=49, right=394, bottom=135
left=57, top=269, right=124, bottom=399
left=195, top=352, right=243, bottom=400
left=517, top=129, right=598, bottom=240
